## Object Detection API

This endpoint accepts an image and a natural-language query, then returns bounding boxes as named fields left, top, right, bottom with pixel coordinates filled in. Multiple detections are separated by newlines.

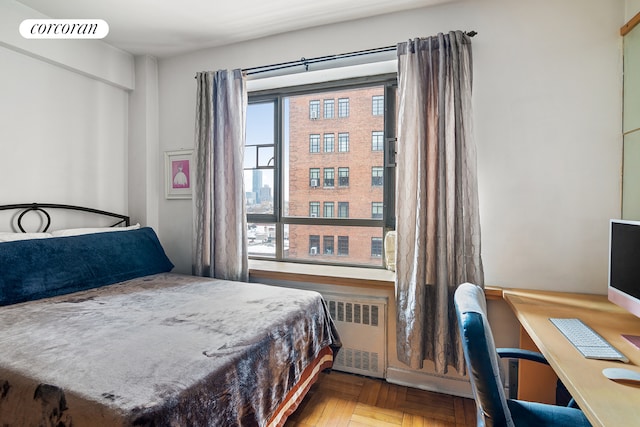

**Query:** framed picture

left=165, top=149, right=193, bottom=199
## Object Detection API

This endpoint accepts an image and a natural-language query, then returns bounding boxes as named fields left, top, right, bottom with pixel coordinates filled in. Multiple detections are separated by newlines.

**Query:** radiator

left=322, top=293, right=387, bottom=378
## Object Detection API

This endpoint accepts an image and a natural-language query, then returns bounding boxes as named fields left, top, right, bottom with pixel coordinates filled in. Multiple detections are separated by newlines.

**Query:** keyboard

left=549, top=317, right=629, bottom=363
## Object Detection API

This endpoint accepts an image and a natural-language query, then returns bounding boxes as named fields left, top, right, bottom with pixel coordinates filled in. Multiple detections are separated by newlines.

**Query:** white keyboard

left=549, top=317, right=629, bottom=363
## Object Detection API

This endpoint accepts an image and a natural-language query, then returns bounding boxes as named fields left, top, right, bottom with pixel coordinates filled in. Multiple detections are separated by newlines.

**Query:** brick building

left=287, top=86, right=385, bottom=266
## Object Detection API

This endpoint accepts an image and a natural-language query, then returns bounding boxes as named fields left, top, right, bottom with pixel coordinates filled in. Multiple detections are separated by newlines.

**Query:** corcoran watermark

left=19, top=19, right=109, bottom=39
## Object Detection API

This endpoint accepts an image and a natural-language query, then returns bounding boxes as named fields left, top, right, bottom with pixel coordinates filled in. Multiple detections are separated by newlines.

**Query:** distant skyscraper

left=252, top=170, right=263, bottom=203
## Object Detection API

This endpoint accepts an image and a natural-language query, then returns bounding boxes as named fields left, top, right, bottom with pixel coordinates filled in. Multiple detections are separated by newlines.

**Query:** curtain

left=192, top=69, right=248, bottom=282
left=395, top=31, right=483, bottom=374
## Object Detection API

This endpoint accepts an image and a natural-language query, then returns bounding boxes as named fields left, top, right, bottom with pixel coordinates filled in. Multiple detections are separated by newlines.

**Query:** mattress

left=0, top=273, right=340, bottom=426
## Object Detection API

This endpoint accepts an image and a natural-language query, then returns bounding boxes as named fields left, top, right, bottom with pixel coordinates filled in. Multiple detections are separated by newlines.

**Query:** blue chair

left=454, top=283, right=591, bottom=427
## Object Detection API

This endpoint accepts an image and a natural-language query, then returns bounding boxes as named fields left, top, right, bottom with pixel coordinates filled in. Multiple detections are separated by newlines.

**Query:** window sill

left=249, top=259, right=395, bottom=289
left=248, top=259, right=503, bottom=300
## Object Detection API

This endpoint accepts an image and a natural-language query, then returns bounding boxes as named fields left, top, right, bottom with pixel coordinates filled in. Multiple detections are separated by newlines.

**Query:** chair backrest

left=454, top=283, right=514, bottom=427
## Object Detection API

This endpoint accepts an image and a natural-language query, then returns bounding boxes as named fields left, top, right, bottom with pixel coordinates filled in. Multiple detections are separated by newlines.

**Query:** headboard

left=0, top=203, right=130, bottom=232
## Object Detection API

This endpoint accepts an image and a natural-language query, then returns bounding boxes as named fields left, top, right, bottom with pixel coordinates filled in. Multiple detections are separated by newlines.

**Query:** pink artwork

left=171, top=160, right=190, bottom=189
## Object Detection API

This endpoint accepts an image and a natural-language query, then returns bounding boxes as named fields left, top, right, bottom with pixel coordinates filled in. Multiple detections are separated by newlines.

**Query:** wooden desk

left=503, top=289, right=640, bottom=427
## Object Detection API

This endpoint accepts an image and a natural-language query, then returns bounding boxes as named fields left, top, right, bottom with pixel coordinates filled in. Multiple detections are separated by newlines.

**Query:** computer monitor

left=608, top=219, right=640, bottom=321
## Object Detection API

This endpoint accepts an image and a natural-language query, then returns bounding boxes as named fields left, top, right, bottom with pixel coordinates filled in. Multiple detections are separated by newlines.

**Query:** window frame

left=309, top=201, right=320, bottom=217
left=338, top=98, right=349, bottom=117
left=323, top=167, right=335, bottom=188
left=372, top=95, right=384, bottom=116
left=246, top=74, right=397, bottom=267
left=309, top=235, right=320, bottom=255
left=371, top=202, right=383, bottom=219
left=323, top=235, right=335, bottom=255
left=323, top=201, right=335, bottom=218
left=371, top=237, right=383, bottom=257
left=324, top=99, right=335, bottom=119
left=337, top=235, right=349, bottom=256
left=324, top=133, right=335, bottom=152
left=309, top=100, right=320, bottom=119
left=372, top=130, right=384, bottom=151
left=338, top=202, right=349, bottom=218
left=338, top=132, right=349, bottom=152
left=372, top=166, right=384, bottom=187
left=309, top=134, right=320, bottom=153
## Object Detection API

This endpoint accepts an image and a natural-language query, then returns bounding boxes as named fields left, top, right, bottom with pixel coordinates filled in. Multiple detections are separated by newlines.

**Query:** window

left=323, top=133, right=335, bottom=153
left=324, top=99, right=334, bottom=119
left=338, top=133, right=349, bottom=152
left=324, top=168, right=335, bottom=187
left=323, top=202, right=334, bottom=218
left=338, top=98, right=349, bottom=117
left=372, top=202, right=383, bottom=219
left=337, top=236, right=349, bottom=256
left=309, top=202, right=320, bottom=217
left=372, top=167, right=384, bottom=186
left=309, top=235, right=320, bottom=255
left=371, top=237, right=383, bottom=257
left=338, top=202, right=349, bottom=218
left=309, top=168, right=320, bottom=187
left=338, top=167, right=349, bottom=187
left=372, top=95, right=384, bottom=116
left=372, top=131, right=384, bottom=151
left=323, top=235, right=334, bottom=255
left=309, top=100, right=320, bottom=119
left=309, top=134, right=320, bottom=153
left=245, top=78, right=396, bottom=267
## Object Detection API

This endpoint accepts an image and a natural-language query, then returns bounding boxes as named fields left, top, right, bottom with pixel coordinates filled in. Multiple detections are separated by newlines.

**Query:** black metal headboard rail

left=0, top=203, right=130, bottom=232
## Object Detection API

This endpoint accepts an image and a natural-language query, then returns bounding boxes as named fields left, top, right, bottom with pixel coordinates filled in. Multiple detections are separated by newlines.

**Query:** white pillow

left=0, top=232, right=53, bottom=242
left=51, top=223, right=141, bottom=237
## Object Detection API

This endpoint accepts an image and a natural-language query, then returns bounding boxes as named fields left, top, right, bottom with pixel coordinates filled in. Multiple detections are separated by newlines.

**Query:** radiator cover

left=322, top=293, right=387, bottom=378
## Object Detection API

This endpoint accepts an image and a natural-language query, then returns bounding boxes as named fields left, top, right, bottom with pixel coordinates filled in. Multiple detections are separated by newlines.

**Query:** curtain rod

left=195, top=31, right=477, bottom=78
left=243, top=31, right=477, bottom=76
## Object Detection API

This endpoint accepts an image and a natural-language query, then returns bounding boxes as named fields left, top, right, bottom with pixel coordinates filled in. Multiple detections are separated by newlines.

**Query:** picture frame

left=165, top=149, right=193, bottom=199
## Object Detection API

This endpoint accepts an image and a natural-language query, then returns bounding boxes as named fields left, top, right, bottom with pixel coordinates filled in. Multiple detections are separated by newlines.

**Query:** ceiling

left=16, top=0, right=457, bottom=58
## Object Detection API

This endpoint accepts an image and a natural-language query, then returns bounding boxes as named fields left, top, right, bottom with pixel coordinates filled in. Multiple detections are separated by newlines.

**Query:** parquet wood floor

left=285, top=371, right=477, bottom=427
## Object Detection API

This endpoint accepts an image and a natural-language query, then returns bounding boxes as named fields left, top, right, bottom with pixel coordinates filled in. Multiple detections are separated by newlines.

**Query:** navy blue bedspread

left=0, top=227, right=174, bottom=306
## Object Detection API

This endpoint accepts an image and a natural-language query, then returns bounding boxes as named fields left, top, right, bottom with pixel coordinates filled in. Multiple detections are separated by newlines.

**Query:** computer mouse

left=602, top=367, right=640, bottom=385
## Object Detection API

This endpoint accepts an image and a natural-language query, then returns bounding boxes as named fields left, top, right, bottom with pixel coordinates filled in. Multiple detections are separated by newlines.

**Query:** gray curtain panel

left=193, top=69, right=249, bottom=282
left=395, top=31, right=484, bottom=374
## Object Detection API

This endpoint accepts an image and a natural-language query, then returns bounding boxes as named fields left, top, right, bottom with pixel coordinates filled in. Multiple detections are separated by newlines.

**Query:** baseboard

left=385, top=366, right=474, bottom=399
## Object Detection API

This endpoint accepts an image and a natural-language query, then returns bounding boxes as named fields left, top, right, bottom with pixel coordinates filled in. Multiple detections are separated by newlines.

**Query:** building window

left=337, top=236, right=349, bottom=256
left=245, top=79, right=396, bottom=267
left=309, top=235, right=320, bottom=255
left=338, top=202, right=349, bottom=218
left=309, top=134, right=320, bottom=153
left=324, top=235, right=334, bottom=255
left=309, top=100, right=320, bottom=119
left=324, top=99, right=334, bottom=119
left=324, top=168, right=335, bottom=187
left=324, top=202, right=334, bottom=217
left=338, top=167, right=349, bottom=187
left=338, top=133, right=349, bottom=152
left=372, top=131, right=384, bottom=151
left=338, top=98, right=349, bottom=117
left=324, top=133, right=335, bottom=152
left=372, top=202, right=383, bottom=219
left=371, top=237, right=383, bottom=257
left=372, top=95, right=384, bottom=116
left=372, top=167, right=384, bottom=186
left=309, top=202, right=320, bottom=218
left=309, top=168, right=320, bottom=187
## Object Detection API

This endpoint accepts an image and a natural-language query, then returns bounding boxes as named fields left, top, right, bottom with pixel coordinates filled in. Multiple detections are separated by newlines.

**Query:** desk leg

left=517, top=327, right=558, bottom=404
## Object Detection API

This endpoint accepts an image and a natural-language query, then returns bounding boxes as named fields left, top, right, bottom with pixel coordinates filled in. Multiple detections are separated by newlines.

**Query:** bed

left=0, top=203, right=340, bottom=426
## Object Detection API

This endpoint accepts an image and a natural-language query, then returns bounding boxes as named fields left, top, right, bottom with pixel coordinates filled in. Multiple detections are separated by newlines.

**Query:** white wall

left=158, top=0, right=624, bottom=293
left=628, top=0, right=640, bottom=20
left=0, top=1, right=134, bottom=231
left=128, top=55, right=160, bottom=230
